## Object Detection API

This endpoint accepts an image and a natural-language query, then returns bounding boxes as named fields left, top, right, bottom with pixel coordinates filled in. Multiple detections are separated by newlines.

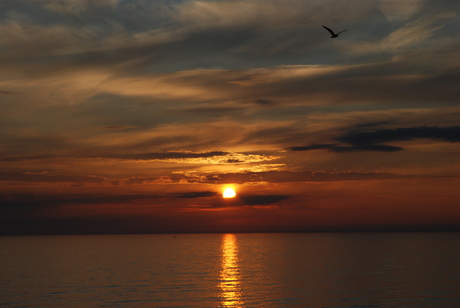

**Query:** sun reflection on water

left=219, top=234, right=244, bottom=307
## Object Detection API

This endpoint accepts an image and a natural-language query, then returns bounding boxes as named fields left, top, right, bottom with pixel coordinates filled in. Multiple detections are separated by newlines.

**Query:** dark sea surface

left=1, top=233, right=460, bottom=307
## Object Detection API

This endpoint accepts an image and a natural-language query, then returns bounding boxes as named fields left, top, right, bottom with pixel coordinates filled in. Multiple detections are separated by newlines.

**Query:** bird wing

left=322, top=25, right=336, bottom=35
left=337, top=29, right=348, bottom=35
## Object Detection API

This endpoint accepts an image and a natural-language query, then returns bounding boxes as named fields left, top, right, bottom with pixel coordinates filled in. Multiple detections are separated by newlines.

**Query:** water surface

left=1, top=233, right=460, bottom=307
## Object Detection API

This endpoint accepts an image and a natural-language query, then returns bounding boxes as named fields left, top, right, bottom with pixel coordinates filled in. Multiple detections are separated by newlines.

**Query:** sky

left=1, top=0, right=460, bottom=235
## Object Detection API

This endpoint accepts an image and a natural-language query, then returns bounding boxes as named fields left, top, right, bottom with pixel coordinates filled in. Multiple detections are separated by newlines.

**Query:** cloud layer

left=1, top=0, right=460, bottom=233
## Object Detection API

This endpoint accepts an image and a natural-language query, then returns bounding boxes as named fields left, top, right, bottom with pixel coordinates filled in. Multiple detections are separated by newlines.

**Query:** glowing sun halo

left=223, top=187, right=237, bottom=198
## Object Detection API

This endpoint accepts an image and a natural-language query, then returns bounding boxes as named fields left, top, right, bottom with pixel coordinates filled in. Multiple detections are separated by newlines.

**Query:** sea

left=1, top=233, right=460, bottom=307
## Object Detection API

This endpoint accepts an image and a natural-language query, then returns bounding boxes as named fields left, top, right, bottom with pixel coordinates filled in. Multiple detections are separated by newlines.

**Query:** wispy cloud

left=378, top=0, right=425, bottom=22
left=105, top=151, right=282, bottom=164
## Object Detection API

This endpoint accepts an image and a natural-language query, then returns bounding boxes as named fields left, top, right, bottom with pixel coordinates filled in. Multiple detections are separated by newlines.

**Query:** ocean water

left=1, top=233, right=460, bottom=307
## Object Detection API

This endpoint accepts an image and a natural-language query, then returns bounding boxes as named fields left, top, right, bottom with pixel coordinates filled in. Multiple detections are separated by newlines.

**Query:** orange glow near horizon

left=223, top=187, right=237, bottom=198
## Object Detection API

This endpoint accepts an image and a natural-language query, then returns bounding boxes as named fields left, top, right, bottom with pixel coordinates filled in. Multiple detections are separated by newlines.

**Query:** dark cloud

left=0, top=90, right=22, bottom=95
left=101, top=125, right=138, bottom=130
left=225, top=159, right=244, bottom=163
left=207, top=193, right=292, bottom=207
left=288, top=143, right=402, bottom=153
left=354, top=121, right=394, bottom=128
left=288, top=144, right=347, bottom=152
left=175, top=191, right=219, bottom=198
left=124, top=176, right=159, bottom=185
left=109, top=151, right=229, bottom=160
left=338, top=126, right=460, bottom=144
left=182, top=106, right=245, bottom=114
left=0, top=156, right=54, bottom=162
left=0, top=171, right=104, bottom=184
left=254, top=99, right=274, bottom=106
left=0, top=193, right=165, bottom=219
left=287, top=126, right=460, bottom=153
left=239, top=194, right=290, bottom=205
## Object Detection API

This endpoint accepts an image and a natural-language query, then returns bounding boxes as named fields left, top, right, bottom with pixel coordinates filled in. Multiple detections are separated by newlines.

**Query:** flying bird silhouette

left=322, top=25, right=347, bottom=38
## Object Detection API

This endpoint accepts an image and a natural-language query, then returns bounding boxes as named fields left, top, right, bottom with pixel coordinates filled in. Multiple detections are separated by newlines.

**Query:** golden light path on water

left=219, top=234, right=244, bottom=307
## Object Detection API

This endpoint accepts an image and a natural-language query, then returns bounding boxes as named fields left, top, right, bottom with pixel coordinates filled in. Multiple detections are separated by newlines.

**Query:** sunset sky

left=1, top=0, right=460, bottom=234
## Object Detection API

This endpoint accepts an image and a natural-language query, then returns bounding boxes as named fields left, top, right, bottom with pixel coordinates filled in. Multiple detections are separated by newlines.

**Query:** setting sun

left=223, top=187, right=237, bottom=198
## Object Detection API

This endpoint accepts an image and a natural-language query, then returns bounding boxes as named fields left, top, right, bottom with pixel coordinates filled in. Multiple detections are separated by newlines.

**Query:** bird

left=322, top=25, right=347, bottom=38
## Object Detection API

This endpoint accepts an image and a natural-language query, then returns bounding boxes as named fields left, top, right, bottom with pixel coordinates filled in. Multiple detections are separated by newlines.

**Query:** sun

left=223, top=187, right=237, bottom=198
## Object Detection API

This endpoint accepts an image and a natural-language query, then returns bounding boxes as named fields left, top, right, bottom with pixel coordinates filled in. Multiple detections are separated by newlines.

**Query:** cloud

left=41, top=0, right=120, bottom=16
left=108, top=151, right=281, bottom=164
left=339, top=126, right=460, bottom=143
left=175, top=191, right=219, bottom=198
left=0, top=171, right=104, bottom=184
left=124, top=176, right=159, bottom=185
left=0, top=0, right=384, bottom=75
left=288, top=143, right=403, bottom=153
left=101, top=125, right=138, bottom=130
left=0, top=192, right=163, bottom=212
left=381, top=11, right=457, bottom=51
left=239, top=194, right=290, bottom=205
left=112, top=151, right=229, bottom=160
left=0, top=189, right=288, bottom=219
left=287, top=126, right=460, bottom=153
left=96, top=61, right=460, bottom=108
left=172, top=170, right=420, bottom=185
left=0, top=90, right=22, bottom=95
left=378, top=0, right=425, bottom=22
